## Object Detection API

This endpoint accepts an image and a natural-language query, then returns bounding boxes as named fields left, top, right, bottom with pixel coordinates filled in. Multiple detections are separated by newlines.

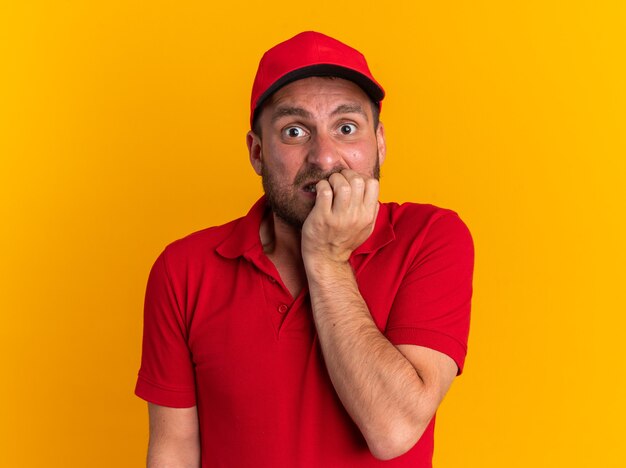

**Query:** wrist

left=303, top=252, right=353, bottom=282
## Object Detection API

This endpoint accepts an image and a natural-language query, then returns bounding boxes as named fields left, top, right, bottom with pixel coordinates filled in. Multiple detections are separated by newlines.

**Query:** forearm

left=147, top=442, right=200, bottom=468
left=147, top=404, right=201, bottom=468
left=306, top=258, right=433, bottom=460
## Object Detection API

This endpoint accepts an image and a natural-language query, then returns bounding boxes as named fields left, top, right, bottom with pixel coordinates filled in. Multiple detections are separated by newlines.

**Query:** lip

left=300, top=180, right=320, bottom=190
left=300, top=187, right=317, bottom=199
left=299, top=181, right=319, bottom=199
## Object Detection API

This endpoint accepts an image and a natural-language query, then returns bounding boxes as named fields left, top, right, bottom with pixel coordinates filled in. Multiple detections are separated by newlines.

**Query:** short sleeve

left=135, top=249, right=197, bottom=407
left=385, top=212, right=474, bottom=374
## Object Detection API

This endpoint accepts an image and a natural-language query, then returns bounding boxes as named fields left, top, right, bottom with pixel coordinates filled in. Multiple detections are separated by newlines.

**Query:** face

left=247, top=76, right=386, bottom=228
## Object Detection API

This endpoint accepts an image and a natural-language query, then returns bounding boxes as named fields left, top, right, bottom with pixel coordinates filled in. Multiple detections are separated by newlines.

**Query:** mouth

left=301, top=182, right=319, bottom=193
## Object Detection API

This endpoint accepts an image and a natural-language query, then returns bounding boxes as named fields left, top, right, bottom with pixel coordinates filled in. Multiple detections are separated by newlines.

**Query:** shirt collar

left=215, top=196, right=268, bottom=259
left=352, top=202, right=396, bottom=256
left=216, top=196, right=396, bottom=259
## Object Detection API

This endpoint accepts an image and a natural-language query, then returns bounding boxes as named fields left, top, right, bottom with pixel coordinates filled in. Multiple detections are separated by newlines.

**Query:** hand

left=301, top=169, right=379, bottom=265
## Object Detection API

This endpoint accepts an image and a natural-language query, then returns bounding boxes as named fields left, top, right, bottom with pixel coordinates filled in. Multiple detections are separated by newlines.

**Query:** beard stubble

left=261, top=157, right=380, bottom=229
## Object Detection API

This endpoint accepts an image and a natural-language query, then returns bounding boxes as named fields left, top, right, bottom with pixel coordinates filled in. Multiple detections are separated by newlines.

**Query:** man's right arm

left=147, top=403, right=200, bottom=468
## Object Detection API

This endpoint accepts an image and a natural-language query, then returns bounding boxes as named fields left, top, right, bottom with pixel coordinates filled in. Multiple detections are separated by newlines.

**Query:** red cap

left=250, top=31, right=385, bottom=128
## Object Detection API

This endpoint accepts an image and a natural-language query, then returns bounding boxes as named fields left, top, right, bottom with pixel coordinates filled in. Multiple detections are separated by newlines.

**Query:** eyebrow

left=330, top=103, right=369, bottom=122
left=271, top=106, right=313, bottom=123
left=270, top=103, right=370, bottom=124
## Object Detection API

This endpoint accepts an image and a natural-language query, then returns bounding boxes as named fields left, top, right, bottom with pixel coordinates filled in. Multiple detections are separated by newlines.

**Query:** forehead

left=264, top=76, right=372, bottom=115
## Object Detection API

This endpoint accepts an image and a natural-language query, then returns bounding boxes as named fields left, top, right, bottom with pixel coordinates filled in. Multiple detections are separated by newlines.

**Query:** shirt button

left=277, top=304, right=288, bottom=314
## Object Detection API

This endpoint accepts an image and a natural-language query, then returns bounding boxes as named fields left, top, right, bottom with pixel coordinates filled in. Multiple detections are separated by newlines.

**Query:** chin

left=267, top=199, right=311, bottom=229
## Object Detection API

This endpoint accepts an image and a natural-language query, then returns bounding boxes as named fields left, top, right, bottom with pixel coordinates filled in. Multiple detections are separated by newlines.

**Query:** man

left=136, top=31, right=474, bottom=467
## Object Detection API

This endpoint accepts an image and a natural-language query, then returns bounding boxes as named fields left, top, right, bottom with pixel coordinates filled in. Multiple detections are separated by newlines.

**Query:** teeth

left=304, top=185, right=316, bottom=193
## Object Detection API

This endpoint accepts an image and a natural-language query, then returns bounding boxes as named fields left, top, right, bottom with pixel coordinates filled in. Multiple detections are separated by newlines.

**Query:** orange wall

left=1, top=1, right=625, bottom=466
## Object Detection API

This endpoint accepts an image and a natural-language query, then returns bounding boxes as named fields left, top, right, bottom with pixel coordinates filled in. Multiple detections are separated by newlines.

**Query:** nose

left=306, top=132, right=342, bottom=171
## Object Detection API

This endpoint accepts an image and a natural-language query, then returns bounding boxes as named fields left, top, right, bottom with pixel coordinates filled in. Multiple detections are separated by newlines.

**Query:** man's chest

left=183, top=251, right=408, bottom=371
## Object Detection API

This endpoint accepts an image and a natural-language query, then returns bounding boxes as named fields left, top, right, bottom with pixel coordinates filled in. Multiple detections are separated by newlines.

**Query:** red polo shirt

left=136, top=197, right=473, bottom=467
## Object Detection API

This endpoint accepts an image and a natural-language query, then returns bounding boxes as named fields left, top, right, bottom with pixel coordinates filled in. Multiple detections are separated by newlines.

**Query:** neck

left=260, top=212, right=307, bottom=299
left=260, top=212, right=303, bottom=260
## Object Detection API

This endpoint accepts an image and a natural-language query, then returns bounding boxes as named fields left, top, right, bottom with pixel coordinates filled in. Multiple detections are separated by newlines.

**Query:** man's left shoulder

left=381, top=201, right=469, bottom=237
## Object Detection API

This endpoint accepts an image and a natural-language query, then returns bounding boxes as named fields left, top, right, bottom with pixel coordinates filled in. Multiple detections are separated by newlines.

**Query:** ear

left=376, top=121, right=386, bottom=166
left=247, top=130, right=263, bottom=176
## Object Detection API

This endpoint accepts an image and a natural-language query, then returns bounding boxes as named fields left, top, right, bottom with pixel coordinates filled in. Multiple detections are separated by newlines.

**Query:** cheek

left=345, top=145, right=369, bottom=164
left=344, top=143, right=379, bottom=172
left=265, top=143, right=302, bottom=174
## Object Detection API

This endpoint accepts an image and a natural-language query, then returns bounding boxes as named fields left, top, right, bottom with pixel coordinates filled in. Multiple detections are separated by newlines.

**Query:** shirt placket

left=264, top=272, right=294, bottom=333
left=243, top=249, right=301, bottom=338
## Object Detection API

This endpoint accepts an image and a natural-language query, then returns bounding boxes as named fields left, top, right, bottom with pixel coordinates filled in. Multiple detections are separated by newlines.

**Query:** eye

left=282, top=126, right=307, bottom=138
left=339, top=123, right=357, bottom=135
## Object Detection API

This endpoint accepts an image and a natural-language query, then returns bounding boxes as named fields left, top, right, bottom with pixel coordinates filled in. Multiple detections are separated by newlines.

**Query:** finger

left=327, top=172, right=351, bottom=212
left=368, top=202, right=380, bottom=235
left=341, top=170, right=366, bottom=206
left=363, top=178, right=380, bottom=212
left=314, top=179, right=333, bottom=214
